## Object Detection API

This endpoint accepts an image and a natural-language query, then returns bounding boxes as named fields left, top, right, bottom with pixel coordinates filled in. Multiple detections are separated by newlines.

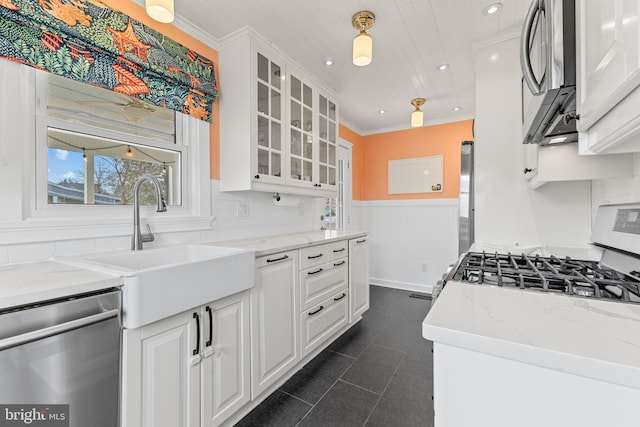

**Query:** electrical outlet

left=421, top=262, right=428, bottom=272
left=237, top=201, right=249, bottom=217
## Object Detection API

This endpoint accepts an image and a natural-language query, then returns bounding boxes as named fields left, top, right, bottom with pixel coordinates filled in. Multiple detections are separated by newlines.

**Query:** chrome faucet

left=132, top=174, right=167, bottom=251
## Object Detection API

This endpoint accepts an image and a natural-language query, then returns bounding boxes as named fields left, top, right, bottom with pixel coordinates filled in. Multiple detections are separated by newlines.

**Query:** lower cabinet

left=251, top=250, right=299, bottom=398
left=349, top=237, right=370, bottom=321
left=121, top=291, right=250, bottom=427
left=202, top=293, right=251, bottom=426
left=300, top=290, right=349, bottom=356
left=121, top=235, right=370, bottom=426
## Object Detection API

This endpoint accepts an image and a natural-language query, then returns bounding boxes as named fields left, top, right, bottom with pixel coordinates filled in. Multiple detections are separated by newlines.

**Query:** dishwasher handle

left=0, top=309, right=119, bottom=351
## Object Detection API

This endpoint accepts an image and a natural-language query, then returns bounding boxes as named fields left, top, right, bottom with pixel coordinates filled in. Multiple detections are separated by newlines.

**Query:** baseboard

left=370, top=278, right=433, bottom=295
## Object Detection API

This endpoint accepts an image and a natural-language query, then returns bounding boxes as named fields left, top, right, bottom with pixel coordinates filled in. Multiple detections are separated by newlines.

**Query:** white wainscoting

left=351, top=199, right=459, bottom=295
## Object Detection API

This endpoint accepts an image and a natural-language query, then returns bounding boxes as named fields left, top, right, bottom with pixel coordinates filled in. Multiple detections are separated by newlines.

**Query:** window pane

left=47, top=128, right=181, bottom=206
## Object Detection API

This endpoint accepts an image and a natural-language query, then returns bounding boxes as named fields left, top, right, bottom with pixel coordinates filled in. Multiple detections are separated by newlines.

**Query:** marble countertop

left=423, top=281, right=640, bottom=389
left=0, top=260, right=122, bottom=310
left=213, top=229, right=368, bottom=257
left=0, top=230, right=367, bottom=310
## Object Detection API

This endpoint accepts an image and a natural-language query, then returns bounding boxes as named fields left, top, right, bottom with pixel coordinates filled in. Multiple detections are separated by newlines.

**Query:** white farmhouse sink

left=61, top=244, right=255, bottom=328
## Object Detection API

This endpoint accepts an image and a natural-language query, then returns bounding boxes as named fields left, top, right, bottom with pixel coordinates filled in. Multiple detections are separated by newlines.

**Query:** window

left=38, top=74, right=184, bottom=210
left=0, top=63, right=211, bottom=244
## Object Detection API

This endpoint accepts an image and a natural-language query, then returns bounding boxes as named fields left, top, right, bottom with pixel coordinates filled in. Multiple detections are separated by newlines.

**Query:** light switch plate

left=237, top=201, right=249, bottom=217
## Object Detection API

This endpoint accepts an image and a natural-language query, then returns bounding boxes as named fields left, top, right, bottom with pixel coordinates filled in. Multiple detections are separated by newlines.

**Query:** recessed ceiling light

left=325, top=59, right=334, bottom=66
left=483, top=2, right=502, bottom=15
left=379, top=109, right=386, bottom=114
left=436, top=63, right=449, bottom=71
left=452, top=107, right=461, bottom=111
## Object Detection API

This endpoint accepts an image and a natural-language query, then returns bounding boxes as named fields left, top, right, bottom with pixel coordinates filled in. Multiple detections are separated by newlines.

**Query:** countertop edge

left=423, top=306, right=640, bottom=391
left=212, top=230, right=369, bottom=257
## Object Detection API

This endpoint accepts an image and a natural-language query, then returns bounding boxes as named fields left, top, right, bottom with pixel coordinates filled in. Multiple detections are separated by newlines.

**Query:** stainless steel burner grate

left=452, top=252, right=640, bottom=304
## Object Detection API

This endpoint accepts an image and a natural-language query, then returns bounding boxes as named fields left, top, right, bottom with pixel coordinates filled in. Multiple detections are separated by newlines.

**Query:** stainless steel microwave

left=521, top=0, right=577, bottom=145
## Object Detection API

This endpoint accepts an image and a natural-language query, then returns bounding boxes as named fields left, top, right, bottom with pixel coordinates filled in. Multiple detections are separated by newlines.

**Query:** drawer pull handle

left=356, top=239, right=366, bottom=244
left=308, top=306, right=324, bottom=316
left=333, top=261, right=346, bottom=267
left=205, top=306, right=213, bottom=347
left=308, top=253, right=324, bottom=259
left=333, top=248, right=346, bottom=253
left=193, top=312, right=200, bottom=356
left=334, top=293, right=346, bottom=301
left=266, top=255, right=289, bottom=263
left=308, top=268, right=324, bottom=275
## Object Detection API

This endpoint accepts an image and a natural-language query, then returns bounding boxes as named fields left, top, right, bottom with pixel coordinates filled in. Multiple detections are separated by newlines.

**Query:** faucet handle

left=142, top=224, right=155, bottom=243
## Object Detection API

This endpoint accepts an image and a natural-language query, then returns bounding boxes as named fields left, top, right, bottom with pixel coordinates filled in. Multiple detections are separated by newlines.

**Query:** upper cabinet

left=219, top=30, right=338, bottom=196
left=577, top=1, right=640, bottom=154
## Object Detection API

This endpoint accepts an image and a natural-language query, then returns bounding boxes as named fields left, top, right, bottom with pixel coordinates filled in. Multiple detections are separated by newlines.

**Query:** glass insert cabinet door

left=318, top=94, right=337, bottom=187
left=289, top=74, right=314, bottom=184
left=256, top=52, right=283, bottom=180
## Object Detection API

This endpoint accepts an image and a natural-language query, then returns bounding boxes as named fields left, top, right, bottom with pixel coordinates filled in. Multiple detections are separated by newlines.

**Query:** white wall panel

left=474, top=35, right=592, bottom=248
left=352, top=199, right=459, bottom=294
left=591, top=153, right=640, bottom=218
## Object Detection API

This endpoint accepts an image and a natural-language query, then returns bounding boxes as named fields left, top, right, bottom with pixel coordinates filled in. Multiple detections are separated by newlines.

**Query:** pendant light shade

left=352, top=11, right=375, bottom=67
left=146, top=0, right=174, bottom=23
left=353, top=31, right=373, bottom=66
left=411, top=98, right=425, bottom=127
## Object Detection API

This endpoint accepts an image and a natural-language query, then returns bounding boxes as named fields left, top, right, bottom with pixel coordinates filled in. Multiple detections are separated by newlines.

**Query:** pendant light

left=411, top=98, right=425, bottom=127
left=146, top=0, right=174, bottom=23
left=352, top=11, right=376, bottom=67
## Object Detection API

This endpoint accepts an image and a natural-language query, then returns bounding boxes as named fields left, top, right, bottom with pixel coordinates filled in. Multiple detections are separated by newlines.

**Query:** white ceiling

left=166, top=0, right=529, bottom=135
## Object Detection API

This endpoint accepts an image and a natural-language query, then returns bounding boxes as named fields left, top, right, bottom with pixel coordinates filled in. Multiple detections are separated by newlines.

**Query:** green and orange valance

left=0, top=0, right=217, bottom=122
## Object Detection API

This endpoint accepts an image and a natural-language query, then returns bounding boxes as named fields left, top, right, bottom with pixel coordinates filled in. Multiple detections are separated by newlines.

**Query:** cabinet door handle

left=308, top=305, right=324, bottom=316
left=333, top=261, right=346, bottom=267
left=356, top=239, right=366, bottom=244
left=333, top=248, right=346, bottom=253
left=255, top=174, right=260, bottom=179
left=308, top=253, right=324, bottom=259
left=192, top=312, right=200, bottom=356
left=205, top=306, right=213, bottom=347
left=266, top=254, right=289, bottom=263
left=308, top=268, right=324, bottom=275
left=334, top=293, right=346, bottom=302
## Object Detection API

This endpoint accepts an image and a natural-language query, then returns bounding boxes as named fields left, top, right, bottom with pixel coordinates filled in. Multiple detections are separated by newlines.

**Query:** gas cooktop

left=451, top=251, right=640, bottom=305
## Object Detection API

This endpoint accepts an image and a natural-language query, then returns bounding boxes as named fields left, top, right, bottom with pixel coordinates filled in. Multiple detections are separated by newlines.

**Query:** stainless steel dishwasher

left=0, top=288, right=121, bottom=427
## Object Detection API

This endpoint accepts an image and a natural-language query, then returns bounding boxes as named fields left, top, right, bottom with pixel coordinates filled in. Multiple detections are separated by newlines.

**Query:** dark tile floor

left=235, top=285, right=434, bottom=427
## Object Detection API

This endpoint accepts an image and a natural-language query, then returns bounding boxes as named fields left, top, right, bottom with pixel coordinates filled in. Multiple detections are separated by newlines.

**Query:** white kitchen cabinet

left=349, top=237, right=370, bottom=322
left=577, top=1, right=640, bottom=154
left=251, top=250, right=299, bottom=398
left=122, top=292, right=251, bottom=427
left=219, top=29, right=337, bottom=196
left=298, top=241, right=349, bottom=357
left=202, top=292, right=251, bottom=427
left=122, top=310, right=200, bottom=427
left=523, top=143, right=634, bottom=189
left=300, top=290, right=349, bottom=356
left=300, top=258, right=348, bottom=311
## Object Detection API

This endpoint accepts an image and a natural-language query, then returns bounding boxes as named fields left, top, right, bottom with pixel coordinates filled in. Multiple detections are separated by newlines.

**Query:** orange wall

left=341, top=120, right=473, bottom=201
left=102, top=0, right=220, bottom=179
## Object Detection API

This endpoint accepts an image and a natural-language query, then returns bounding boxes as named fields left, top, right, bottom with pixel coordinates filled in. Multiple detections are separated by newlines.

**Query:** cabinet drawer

left=300, top=291, right=348, bottom=357
left=300, top=259, right=348, bottom=311
left=255, top=250, right=297, bottom=269
left=299, top=240, right=348, bottom=270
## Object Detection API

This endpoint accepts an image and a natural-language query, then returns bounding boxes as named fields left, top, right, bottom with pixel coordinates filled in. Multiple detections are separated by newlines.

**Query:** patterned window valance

left=0, top=0, right=217, bottom=122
